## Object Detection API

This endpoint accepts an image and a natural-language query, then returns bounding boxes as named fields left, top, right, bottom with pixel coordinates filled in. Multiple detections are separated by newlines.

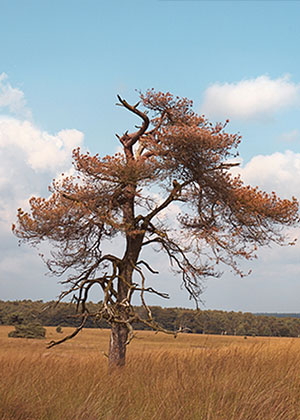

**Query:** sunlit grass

left=1, top=326, right=300, bottom=419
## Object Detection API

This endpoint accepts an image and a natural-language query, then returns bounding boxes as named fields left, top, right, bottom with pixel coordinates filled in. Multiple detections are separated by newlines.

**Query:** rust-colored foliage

left=13, top=90, right=299, bottom=366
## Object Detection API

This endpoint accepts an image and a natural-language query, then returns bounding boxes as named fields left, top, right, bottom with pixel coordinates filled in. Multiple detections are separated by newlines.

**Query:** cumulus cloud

left=0, top=75, right=85, bottom=300
left=231, top=150, right=300, bottom=199
left=0, top=118, right=83, bottom=173
left=0, top=77, right=84, bottom=222
left=0, top=72, right=31, bottom=119
left=201, top=75, right=300, bottom=121
left=0, top=117, right=84, bottom=223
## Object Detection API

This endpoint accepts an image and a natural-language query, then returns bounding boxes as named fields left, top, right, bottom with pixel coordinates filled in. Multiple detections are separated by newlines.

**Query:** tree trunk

left=108, top=322, right=128, bottom=368
left=107, top=210, right=144, bottom=368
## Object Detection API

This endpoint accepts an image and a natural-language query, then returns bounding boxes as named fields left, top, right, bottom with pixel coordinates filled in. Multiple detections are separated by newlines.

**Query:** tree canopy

left=13, top=90, right=299, bottom=366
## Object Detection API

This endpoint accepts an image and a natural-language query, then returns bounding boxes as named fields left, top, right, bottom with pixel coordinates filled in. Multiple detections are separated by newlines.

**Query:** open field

left=1, top=326, right=300, bottom=420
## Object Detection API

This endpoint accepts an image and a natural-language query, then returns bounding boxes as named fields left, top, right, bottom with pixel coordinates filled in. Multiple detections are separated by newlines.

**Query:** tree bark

left=107, top=261, right=132, bottom=368
left=108, top=322, right=128, bottom=368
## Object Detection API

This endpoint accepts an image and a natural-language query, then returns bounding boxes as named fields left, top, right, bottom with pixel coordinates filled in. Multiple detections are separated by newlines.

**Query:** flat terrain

left=1, top=326, right=300, bottom=420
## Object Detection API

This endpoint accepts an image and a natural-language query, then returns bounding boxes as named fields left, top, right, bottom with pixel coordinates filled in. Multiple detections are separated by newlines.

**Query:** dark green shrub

left=8, top=323, right=46, bottom=339
left=56, top=325, right=63, bottom=333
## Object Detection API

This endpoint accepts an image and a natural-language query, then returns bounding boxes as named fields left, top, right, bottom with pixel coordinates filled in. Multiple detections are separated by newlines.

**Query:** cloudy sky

left=1, top=0, right=300, bottom=312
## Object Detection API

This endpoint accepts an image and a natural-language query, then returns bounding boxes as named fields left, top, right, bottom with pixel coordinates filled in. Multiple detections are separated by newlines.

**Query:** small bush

left=8, top=323, right=46, bottom=339
left=56, top=326, right=63, bottom=333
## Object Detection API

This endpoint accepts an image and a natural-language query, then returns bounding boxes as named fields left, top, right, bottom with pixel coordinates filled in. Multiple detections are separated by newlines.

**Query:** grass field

left=1, top=326, right=300, bottom=420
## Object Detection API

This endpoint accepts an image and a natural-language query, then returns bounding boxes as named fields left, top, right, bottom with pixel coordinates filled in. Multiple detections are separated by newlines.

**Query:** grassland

left=1, top=326, right=300, bottom=420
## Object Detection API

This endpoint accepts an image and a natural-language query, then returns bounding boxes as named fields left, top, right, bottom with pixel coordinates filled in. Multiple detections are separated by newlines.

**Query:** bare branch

left=116, top=95, right=150, bottom=147
left=136, top=259, right=159, bottom=274
left=142, top=180, right=189, bottom=226
left=47, top=313, right=88, bottom=349
left=134, top=286, right=170, bottom=299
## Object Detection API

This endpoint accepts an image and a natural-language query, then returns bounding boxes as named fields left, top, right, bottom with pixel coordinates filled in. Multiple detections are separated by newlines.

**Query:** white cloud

left=0, top=118, right=84, bottom=173
left=0, top=73, right=31, bottom=119
left=0, top=75, right=85, bottom=300
left=231, top=150, right=300, bottom=199
left=201, top=75, right=300, bottom=121
left=0, top=117, right=85, bottom=264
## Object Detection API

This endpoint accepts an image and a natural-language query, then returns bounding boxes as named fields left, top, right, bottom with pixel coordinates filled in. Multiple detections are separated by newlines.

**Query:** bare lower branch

left=47, top=313, right=88, bottom=349
left=134, top=286, right=169, bottom=299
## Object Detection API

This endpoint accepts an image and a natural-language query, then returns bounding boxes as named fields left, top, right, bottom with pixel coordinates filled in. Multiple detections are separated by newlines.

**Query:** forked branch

left=116, top=95, right=150, bottom=147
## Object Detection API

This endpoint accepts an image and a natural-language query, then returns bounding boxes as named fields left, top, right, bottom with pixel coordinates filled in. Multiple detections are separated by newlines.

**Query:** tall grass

left=1, top=326, right=300, bottom=419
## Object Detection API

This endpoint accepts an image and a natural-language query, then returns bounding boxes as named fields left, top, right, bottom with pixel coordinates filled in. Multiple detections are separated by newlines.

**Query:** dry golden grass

left=1, top=326, right=300, bottom=420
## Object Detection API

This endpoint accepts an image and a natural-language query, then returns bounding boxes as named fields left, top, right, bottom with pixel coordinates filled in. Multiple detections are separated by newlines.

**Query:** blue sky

left=1, top=0, right=300, bottom=312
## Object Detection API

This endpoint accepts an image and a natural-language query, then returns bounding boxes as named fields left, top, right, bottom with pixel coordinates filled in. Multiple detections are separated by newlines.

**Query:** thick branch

left=117, top=95, right=150, bottom=147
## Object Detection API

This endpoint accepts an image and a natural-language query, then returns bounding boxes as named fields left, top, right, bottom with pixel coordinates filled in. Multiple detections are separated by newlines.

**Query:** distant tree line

left=1, top=300, right=300, bottom=338
left=256, top=313, right=300, bottom=319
